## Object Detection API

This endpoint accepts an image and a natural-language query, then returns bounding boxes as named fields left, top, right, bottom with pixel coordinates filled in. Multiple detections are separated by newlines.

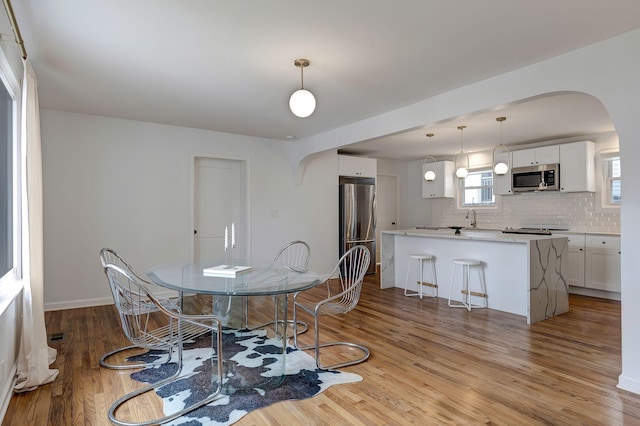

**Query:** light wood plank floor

left=4, top=273, right=640, bottom=425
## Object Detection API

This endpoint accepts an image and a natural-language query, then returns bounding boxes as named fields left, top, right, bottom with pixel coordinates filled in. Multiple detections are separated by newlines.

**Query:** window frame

left=457, top=167, right=498, bottom=210
left=602, top=154, right=621, bottom=208
left=0, top=53, right=22, bottom=292
left=594, top=149, right=621, bottom=213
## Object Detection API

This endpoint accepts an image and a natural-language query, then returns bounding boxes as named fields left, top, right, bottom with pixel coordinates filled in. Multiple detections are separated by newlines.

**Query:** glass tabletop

left=147, top=261, right=324, bottom=296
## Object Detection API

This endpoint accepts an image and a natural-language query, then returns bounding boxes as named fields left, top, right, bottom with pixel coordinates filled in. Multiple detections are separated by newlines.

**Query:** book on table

left=203, top=265, right=252, bottom=277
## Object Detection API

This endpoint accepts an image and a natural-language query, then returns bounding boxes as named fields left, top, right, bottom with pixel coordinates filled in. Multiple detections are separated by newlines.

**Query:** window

left=461, top=169, right=495, bottom=207
left=604, top=155, right=621, bottom=206
left=0, top=78, right=12, bottom=280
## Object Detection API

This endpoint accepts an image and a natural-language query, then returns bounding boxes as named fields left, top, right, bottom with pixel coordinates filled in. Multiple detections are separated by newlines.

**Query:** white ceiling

left=7, top=1, right=640, bottom=160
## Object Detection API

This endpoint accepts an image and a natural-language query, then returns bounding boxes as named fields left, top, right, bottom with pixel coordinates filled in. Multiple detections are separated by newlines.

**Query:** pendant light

left=423, top=133, right=437, bottom=181
left=492, top=116, right=510, bottom=175
left=289, top=58, right=316, bottom=118
left=454, top=125, right=469, bottom=178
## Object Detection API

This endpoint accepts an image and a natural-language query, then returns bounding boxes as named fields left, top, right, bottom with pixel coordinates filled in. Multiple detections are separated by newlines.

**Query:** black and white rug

left=129, top=328, right=362, bottom=425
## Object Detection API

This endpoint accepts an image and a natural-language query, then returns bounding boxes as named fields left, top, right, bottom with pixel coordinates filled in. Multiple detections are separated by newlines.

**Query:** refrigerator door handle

left=346, top=239, right=375, bottom=244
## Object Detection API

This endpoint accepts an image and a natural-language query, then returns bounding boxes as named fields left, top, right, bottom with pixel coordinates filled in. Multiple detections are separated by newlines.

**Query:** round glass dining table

left=147, top=261, right=324, bottom=393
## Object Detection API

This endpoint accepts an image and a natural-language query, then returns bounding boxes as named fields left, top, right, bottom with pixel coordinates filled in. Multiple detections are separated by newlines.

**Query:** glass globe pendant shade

left=455, top=166, right=469, bottom=178
left=494, top=162, right=509, bottom=175
left=424, top=170, right=436, bottom=181
left=289, top=89, right=316, bottom=118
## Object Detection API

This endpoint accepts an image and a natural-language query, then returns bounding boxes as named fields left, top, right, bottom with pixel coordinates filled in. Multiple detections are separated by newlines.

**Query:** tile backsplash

left=431, top=191, right=620, bottom=233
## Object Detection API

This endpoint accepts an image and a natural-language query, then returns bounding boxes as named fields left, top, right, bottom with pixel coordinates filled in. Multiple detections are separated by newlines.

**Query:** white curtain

left=14, top=59, right=59, bottom=392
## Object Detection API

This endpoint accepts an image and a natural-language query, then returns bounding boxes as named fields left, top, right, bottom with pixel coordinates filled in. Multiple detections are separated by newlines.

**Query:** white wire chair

left=103, top=263, right=224, bottom=426
left=246, top=241, right=311, bottom=335
left=99, top=248, right=180, bottom=370
left=293, top=245, right=371, bottom=370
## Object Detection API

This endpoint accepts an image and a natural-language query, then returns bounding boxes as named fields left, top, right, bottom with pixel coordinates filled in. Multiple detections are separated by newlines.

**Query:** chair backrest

left=100, top=247, right=141, bottom=277
left=103, top=263, right=166, bottom=347
left=333, top=245, right=371, bottom=312
left=273, top=240, right=311, bottom=272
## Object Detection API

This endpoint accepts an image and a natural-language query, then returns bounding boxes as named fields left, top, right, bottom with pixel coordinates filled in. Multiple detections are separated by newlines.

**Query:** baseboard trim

left=44, top=290, right=179, bottom=312
left=568, top=286, right=621, bottom=301
left=0, top=363, right=17, bottom=424
left=618, top=373, right=640, bottom=395
left=44, top=296, right=114, bottom=312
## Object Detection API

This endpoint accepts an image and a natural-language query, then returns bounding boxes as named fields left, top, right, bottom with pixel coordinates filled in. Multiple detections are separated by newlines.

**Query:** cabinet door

left=535, top=146, right=560, bottom=165
left=338, top=155, right=377, bottom=177
left=422, top=161, right=453, bottom=198
left=556, top=233, right=585, bottom=287
left=338, top=155, right=358, bottom=176
left=357, top=157, right=377, bottom=178
left=512, top=146, right=559, bottom=167
left=567, top=246, right=585, bottom=287
left=559, top=141, right=595, bottom=192
left=585, top=236, right=621, bottom=292
left=512, top=149, right=536, bottom=167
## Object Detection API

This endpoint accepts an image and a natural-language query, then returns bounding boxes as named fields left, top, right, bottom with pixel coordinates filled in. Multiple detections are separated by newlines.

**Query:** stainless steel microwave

left=511, top=163, right=560, bottom=192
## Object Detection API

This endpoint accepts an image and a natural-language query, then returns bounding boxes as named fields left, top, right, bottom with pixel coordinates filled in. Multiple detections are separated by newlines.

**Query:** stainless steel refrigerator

left=339, top=176, right=376, bottom=274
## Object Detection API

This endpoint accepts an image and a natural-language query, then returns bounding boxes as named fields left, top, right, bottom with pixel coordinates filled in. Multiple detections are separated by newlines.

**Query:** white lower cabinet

left=556, top=233, right=620, bottom=294
left=564, top=234, right=585, bottom=287
left=585, top=236, right=621, bottom=292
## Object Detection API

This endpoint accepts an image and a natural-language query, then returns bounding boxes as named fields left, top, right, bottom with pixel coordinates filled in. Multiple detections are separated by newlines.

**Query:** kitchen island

left=380, top=228, right=569, bottom=324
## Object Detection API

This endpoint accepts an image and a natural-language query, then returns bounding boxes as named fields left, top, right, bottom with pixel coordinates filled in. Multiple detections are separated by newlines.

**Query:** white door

left=375, top=174, right=399, bottom=264
left=194, top=157, right=247, bottom=263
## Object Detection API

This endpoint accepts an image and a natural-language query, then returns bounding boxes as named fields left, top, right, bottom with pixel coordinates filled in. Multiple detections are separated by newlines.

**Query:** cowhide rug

left=128, top=328, right=363, bottom=425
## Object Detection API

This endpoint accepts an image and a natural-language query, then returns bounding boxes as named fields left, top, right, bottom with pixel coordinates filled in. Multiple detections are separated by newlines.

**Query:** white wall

left=40, top=110, right=340, bottom=310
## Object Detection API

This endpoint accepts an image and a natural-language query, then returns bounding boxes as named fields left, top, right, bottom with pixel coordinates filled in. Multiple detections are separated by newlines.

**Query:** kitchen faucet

left=466, top=209, right=477, bottom=228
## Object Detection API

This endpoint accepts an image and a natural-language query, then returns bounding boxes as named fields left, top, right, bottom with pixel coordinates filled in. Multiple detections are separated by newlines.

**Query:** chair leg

left=108, top=330, right=224, bottom=426
left=294, top=306, right=369, bottom=370
left=100, top=345, right=175, bottom=370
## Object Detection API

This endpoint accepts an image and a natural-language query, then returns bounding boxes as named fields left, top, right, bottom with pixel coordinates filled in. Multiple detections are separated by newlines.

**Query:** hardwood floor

left=4, top=273, right=640, bottom=425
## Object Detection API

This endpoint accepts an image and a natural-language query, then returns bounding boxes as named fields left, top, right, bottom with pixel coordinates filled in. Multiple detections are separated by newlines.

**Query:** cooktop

left=502, top=227, right=552, bottom=235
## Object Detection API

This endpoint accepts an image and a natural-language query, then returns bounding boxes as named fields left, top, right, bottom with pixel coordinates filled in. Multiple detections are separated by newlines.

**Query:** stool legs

left=448, top=262, right=487, bottom=311
left=404, top=257, right=438, bottom=299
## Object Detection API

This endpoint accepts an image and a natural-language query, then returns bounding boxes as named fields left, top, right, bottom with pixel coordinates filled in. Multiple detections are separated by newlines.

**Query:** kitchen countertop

left=411, top=226, right=620, bottom=237
left=385, top=228, right=566, bottom=243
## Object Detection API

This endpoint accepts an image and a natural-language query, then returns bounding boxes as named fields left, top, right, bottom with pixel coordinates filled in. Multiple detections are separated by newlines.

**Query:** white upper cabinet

left=512, top=145, right=560, bottom=167
left=559, top=141, right=595, bottom=192
left=338, top=155, right=377, bottom=178
left=422, top=160, right=454, bottom=198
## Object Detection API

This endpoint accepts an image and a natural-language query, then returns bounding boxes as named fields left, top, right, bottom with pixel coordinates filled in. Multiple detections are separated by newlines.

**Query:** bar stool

left=448, top=259, right=487, bottom=311
left=404, top=254, right=438, bottom=299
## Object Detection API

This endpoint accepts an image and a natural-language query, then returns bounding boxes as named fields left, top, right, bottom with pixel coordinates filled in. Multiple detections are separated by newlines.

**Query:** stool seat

left=404, top=253, right=438, bottom=299
left=410, top=254, right=434, bottom=260
left=453, top=259, right=481, bottom=266
left=449, top=258, right=487, bottom=311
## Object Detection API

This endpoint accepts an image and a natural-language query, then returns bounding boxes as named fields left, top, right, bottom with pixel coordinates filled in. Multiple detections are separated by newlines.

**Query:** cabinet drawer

left=586, top=235, right=620, bottom=250
left=555, top=233, right=585, bottom=247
